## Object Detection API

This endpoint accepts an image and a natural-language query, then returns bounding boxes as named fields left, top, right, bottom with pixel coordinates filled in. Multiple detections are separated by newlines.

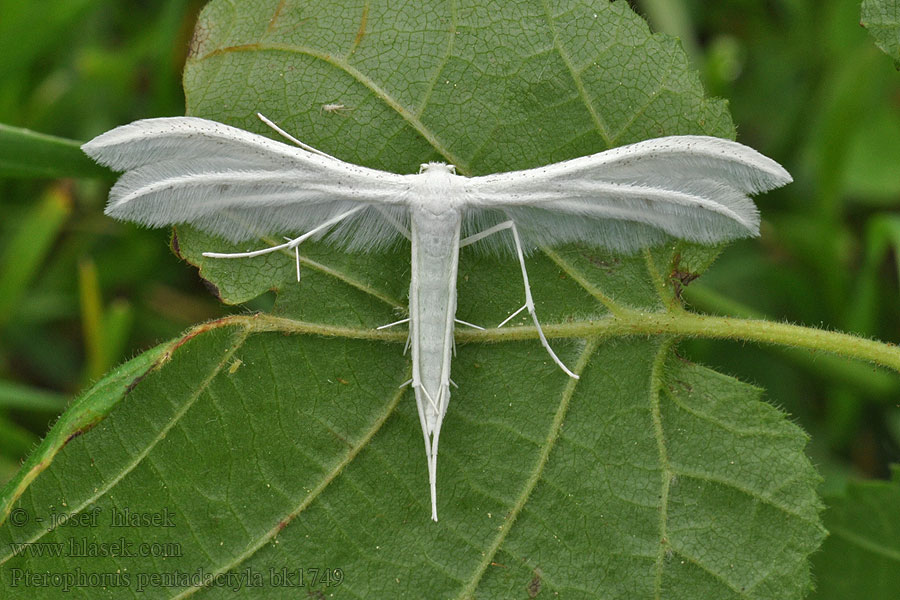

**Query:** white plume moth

left=82, top=114, right=791, bottom=521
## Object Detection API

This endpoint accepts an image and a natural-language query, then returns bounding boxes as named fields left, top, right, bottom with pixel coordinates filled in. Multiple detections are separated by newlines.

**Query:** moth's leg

left=454, top=318, right=484, bottom=330
left=377, top=316, right=480, bottom=353
left=282, top=237, right=301, bottom=282
left=375, top=317, right=412, bottom=355
left=202, top=205, right=366, bottom=281
left=459, top=220, right=515, bottom=248
left=451, top=318, right=483, bottom=358
left=428, top=383, right=453, bottom=521
left=428, top=418, right=442, bottom=521
left=461, top=221, right=579, bottom=380
left=377, top=318, right=410, bottom=330
left=497, top=304, right=526, bottom=328
left=410, top=380, right=439, bottom=521
left=415, top=380, right=440, bottom=414
left=255, top=113, right=337, bottom=160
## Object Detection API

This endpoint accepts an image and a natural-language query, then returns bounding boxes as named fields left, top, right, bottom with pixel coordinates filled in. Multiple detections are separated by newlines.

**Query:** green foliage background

left=1, top=0, right=899, bottom=598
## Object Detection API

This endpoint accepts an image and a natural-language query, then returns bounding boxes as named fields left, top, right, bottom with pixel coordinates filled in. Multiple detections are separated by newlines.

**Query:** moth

left=82, top=114, right=791, bottom=521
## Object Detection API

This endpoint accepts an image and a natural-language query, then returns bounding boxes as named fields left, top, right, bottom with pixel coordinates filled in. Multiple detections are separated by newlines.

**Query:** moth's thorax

left=412, top=162, right=465, bottom=216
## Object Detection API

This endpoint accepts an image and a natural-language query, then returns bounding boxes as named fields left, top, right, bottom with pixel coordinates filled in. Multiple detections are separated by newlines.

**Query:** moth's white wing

left=82, top=117, right=413, bottom=250
left=462, top=135, right=792, bottom=253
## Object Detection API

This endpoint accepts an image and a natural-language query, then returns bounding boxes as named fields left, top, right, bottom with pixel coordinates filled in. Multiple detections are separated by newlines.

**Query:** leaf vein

left=538, top=0, right=612, bottom=146
left=171, top=366, right=409, bottom=598
left=455, top=338, right=597, bottom=599
left=194, top=43, right=465, bottom=168
left=672, top=468, right=819, bottom=525
left=650, top=339, right=675, bottom=600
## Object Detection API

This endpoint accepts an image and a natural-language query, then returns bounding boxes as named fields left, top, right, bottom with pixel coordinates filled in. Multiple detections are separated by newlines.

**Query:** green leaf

left=810, top=469, right=900, bottom=600
left=0, top=314, right=825, bottom=598
left=0, top=124, right=108, bottom=179
left=861, top=0, right=900, bottom=67
left=1, top=1, right=825, bottom=597
left=0, top=341, right=170, bottom=522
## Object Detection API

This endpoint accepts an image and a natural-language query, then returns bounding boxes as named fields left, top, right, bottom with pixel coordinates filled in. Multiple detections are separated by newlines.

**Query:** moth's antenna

left=256, top=113, right=338, bottom=160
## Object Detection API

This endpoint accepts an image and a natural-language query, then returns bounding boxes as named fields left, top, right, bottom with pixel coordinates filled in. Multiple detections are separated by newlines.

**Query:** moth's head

left=419, top=162, right=456, bottom=175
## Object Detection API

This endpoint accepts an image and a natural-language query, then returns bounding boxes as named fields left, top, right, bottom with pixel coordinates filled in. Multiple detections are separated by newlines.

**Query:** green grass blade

left=0, top=185, right=71, bottom=330
left=0, top=380, right=68, bottom=413
left=0, top=123, right=108, bottom=179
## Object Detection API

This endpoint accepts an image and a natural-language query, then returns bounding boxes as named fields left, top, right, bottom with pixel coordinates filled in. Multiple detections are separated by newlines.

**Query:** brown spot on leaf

left=64, top=420, right=101, bottom=446
left=581, top=249, right=621, bottom=274
left=65, top=430, right=85, bottom=444
left=167, top=316, right=236, bottom=355
left=202, top=43, right=264, bottom=61
left=669, top=252, right=699, bottom=300
left=350, top=4, right=369, bottom=53
left=527, top=568, right=542, bottom=598
left=125, top=370, right=151, bottom=394
left=670, top=269, right=699, bottom=299
left=170, top=229, right=182, bottom=258
left=187, top=19, right=210, bottom=59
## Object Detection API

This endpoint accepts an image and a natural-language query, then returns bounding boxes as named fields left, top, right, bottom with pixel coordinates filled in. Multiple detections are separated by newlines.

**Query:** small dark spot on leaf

left=581, top=249, right=621, bottom=273
left=669, top=376, right=693, bottom=392
left=670, top=269, right=699, bottom=299
left=669, top=251, right=700, bottom=299
left=307, top=590, right=326, bottom=600
left=125, top=370, right=151, bottom=394
left=527, top=568, right=542, bottom=598
left=671, top=348, right=692, bottom=365
left=64, top=420, right=101, bottom=446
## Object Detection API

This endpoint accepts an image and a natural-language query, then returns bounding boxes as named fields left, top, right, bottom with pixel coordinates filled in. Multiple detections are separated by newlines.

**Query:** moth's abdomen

left=409, top=207, right=461, bottom=431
